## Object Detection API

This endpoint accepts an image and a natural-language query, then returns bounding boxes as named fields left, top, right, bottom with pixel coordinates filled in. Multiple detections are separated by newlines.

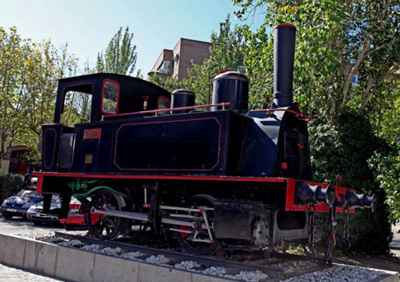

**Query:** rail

left=102, top=102, right=231, bottom=120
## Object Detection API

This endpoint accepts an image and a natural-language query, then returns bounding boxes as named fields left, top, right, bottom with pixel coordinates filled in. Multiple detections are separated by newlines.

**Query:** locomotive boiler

left=34, top=24, right=375, bottom=261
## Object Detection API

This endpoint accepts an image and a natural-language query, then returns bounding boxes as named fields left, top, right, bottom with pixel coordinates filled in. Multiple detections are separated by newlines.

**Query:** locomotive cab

left=42, top=73, right=171, bottom=172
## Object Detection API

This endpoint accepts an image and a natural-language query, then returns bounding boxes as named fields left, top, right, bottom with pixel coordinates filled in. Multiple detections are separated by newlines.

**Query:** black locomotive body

left=35, top=24, right=374, bottom=259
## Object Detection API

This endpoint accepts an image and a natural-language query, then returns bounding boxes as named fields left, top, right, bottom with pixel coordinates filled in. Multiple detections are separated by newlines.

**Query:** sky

left=0, top=0, right=264, bottom=75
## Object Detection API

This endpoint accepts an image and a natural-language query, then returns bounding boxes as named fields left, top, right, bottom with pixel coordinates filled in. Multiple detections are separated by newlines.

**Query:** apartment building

left=148, top=38, right=211, bottom=80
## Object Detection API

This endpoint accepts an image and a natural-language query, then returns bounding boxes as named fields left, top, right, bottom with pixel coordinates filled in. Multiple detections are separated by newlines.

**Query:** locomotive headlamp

left=296, top=182, right=336, bottom=207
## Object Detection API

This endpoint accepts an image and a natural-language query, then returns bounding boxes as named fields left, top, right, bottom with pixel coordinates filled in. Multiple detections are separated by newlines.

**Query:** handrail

left=250, top=108, right=312, bottom=121
left=103, top=102, right=231, bottom=120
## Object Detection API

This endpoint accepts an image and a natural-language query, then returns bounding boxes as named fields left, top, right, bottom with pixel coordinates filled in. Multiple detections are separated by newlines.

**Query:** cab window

left=102, top=80, right=120, bottom=114
left=157, top=96, right=170, bottom=115
left=158, top=96, right=170, bottom=109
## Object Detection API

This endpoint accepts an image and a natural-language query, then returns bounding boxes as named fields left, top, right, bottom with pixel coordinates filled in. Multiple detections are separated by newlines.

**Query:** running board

left=90, top=208, right=150, bottom=222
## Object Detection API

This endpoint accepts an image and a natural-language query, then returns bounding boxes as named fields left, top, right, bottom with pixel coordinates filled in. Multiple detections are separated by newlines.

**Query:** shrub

left=0, top=173, right=24, bottom=204
left=308, top=110, right=392, bottom=254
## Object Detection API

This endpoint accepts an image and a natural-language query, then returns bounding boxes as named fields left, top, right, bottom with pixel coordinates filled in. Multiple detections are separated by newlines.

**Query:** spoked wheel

left=87, top=190, right=126, bottom=240
left=177, top=194, right=219, bottom=255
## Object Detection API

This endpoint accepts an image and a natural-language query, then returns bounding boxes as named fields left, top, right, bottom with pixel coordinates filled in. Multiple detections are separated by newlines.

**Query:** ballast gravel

left=58, top=239, right=83, bottom=247
left=98, top=247, right=123, bottom=256
left=202, top=266, right=227, bottom=276
left=80, top=244, right=102, bottom=252
left=174, top=260, right=201, bottom=270
left=226, top=271, right=269, bottom=282
left=144, top=255, right=171, bottom=266
left=280, top=264, right=385, bottom=282
left=121, top=251, right=144, bottom=260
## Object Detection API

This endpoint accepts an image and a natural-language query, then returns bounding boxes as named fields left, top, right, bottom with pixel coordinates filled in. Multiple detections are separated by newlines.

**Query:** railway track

left=51, top=232, right=330, bottom=281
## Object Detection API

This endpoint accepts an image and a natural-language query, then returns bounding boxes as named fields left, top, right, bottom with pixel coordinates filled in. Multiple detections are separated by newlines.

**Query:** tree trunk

left=359, top=76, right=375, bottom=110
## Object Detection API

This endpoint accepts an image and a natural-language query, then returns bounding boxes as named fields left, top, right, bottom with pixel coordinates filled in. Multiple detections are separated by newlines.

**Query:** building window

left=102, top=80, right=120, bottom=114
left=174, top=54, right=180, bottom=64
left=352, top=75, right=358, bottom=87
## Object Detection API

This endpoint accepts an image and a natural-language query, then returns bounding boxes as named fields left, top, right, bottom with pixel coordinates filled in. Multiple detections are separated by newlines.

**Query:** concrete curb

left=0, top=233, right=227, bottom=282
left=0, top=233, right=398, bottom=282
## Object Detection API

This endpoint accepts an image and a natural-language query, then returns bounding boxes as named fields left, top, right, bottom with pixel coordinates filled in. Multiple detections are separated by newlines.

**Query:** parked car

left=1, top=189, right=43, bottom=220
left=26, top=196, right=61, bottom=225
left=60, top=197, right=87, bottom=230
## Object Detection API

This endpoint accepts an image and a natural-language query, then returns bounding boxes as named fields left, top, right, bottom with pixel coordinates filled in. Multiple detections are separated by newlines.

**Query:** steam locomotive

left=34, top=24, right=375, bottom=261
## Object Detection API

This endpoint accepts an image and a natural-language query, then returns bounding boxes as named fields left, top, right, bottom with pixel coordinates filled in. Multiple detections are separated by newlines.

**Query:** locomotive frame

left=34, top=24, right=374, bottom=262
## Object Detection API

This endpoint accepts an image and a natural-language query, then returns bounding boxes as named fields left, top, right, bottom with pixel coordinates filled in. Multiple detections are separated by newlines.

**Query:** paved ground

left=390, top=222, right=400, bottom=257
left=0, top=216, right=68, bottom=282
left=0, top=216, right=64, bottom=239
left=0, top=263, right=63, bottom=282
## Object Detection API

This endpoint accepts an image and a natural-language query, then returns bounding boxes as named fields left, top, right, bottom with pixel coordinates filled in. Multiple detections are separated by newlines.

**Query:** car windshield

left=16, top=190, right=37, bottom=199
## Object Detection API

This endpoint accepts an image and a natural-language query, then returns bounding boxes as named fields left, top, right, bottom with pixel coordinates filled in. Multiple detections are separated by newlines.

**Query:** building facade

left=148, top=38, right=211, bottom=80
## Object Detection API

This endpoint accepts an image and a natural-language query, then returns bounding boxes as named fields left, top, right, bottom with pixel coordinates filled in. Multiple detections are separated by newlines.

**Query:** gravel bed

left=225, top=271, right=269, bottom=282
left=174, top=260, right=201, bottom=270
left=80, top=244, right=102, bottom=252
left=280, top=264, right=385, bottom=282
left=144, top=255, right=171, bottom=266
left=121, top=251, right=144, bottom=260
left=58, top=239, right=83, bottom=247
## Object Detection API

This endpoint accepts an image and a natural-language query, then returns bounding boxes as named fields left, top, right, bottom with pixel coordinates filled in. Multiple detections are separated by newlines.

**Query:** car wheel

left=33, top=221, right=43, bottom=226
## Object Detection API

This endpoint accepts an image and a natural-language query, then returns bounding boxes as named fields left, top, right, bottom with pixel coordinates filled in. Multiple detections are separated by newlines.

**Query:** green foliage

left=369, top=143, right=400, bottom=221
left=0, top=26, right=77, bottom=164
left=233, top=0, right=400, bottom=122
left=309, top=110, right=392, bottom=253
left=96, top=27, right=137, bottom=75
left=0, top=173, right=24, bottom=204
left=148, top=73, right=185, bottom=93
left=186, top=15, right=248, bottom=105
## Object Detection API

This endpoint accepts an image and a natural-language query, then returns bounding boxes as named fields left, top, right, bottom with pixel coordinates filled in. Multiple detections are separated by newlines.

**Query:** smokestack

left=273, top=23, right=297, bottom=108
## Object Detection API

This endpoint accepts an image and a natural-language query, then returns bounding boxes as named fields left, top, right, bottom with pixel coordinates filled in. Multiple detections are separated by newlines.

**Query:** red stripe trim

left=274, top=23, right=297, bottom=30
left=37, top=175, right=44, bottom=195
left=32, top=172, right=286, bottom=183
left=285, top=179, right=355, bottom=213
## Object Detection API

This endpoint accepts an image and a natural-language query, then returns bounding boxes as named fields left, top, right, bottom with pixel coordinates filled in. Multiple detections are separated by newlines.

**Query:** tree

left=0, top=26, right=78, bottom=166
left=188, top=16, right=247, bottom=105
left=0, top=27, right=28, bottom=169
left=16, top=41, right=78, bottom=161
left=96, top=27, right=137, bottom=75
left=233, top=0, right=400, bottom=122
